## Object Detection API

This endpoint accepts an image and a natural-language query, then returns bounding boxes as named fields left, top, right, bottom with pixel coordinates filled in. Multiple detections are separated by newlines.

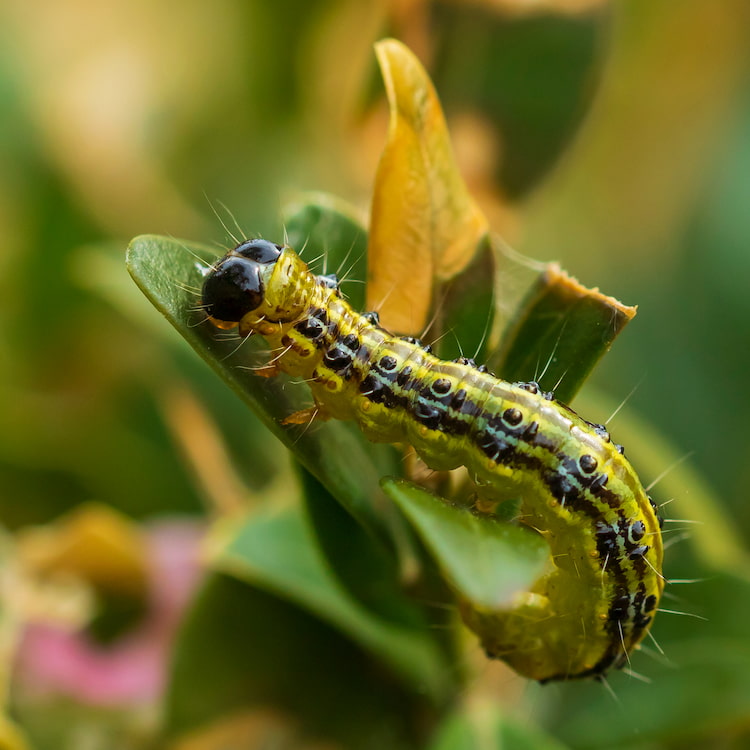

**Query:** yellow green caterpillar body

left=201, top=238, right=665, bottom=683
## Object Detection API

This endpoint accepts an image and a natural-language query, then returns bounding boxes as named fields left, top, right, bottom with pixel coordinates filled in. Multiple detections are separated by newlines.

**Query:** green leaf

left=491, top=716, right=570, bottom=750
left=429, top=714, right=477, bottom=750
left=429, top=707, right=570, bottom=750
left=382, top=479, right=549, bottom=610
left=163, top=572, right=439, bottom=748
left=126, top=233, right=403, bottom=542
left=298, top=464, right=432, bottom=628
left=432, top=237, right=497, bottom=364
left=489, top=264, right=636, bottom=404
left=210, top=504, right=452, bottom=702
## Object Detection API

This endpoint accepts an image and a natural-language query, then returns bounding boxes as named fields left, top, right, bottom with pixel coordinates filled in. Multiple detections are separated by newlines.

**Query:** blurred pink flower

left=17, top=519, right=204, bottom=707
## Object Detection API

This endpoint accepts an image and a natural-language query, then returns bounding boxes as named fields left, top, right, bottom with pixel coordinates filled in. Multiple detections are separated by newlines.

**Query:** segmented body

left=201, top=239, right=665, bottom=682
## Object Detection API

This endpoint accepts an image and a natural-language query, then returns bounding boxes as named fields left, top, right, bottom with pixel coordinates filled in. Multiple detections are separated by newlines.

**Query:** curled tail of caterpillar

left=201, top=238, right=665, bottom=683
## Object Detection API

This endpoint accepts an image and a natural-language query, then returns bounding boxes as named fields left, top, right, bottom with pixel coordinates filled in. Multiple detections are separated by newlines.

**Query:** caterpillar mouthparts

left=202, top=238, right=665, bottom=682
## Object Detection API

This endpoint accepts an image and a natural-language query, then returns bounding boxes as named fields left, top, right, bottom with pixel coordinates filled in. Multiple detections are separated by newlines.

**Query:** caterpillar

left=200, top=237, right=665, bottom=683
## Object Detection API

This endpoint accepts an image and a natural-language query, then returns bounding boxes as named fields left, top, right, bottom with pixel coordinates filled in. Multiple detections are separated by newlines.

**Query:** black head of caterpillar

left=201, top=238, right=665, bottom=683
left=202, top=238, right=328, bottom=343
left=202, top=238, right=284, bottom=323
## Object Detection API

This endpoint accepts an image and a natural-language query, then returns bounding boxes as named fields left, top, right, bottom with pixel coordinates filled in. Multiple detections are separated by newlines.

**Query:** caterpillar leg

left=254, top=364, right=330, bottom=426
left=282, top=406, right=332, bottom=426
left=253, top=363, right=282, bottom=379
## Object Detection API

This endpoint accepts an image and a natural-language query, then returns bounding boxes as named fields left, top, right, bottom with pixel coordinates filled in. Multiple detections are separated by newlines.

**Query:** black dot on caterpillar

left=201, top=238, right=665, bottom=683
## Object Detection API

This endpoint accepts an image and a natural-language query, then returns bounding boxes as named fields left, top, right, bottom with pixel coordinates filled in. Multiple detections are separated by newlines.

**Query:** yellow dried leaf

left=445, top=0, right=607, bottom=16
left=170, top=708, right=340, bottom=750
left=0, top=715, right=31, bottom=750
left=18, top=502, right=148, bottom=598
left=366, top=38, right=488, bottom=334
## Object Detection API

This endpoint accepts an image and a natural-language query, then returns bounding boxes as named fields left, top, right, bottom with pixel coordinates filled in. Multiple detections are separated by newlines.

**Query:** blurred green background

left=2, top=0, right=750, bottom=748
